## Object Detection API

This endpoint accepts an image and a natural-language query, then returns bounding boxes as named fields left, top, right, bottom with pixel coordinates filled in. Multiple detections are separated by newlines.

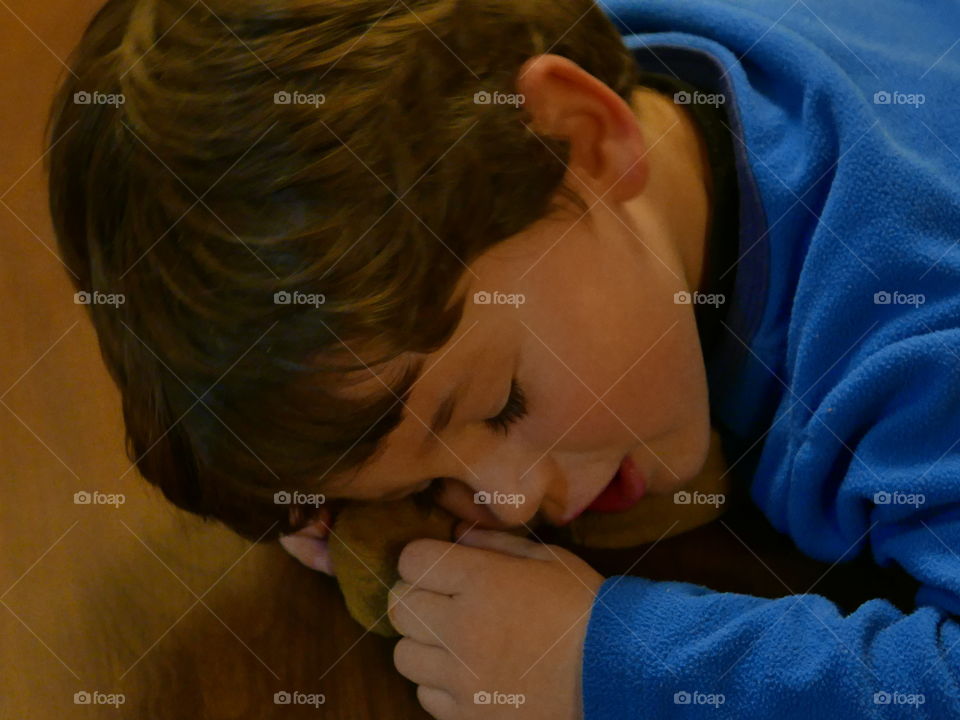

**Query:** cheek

left=519, top=296, right=709, bottom=453
left=616, top=312, right=713, bottom=485
left=508, top=232, right=709, bottom=449
left=606, top=267, right=710, bottom=422
left=630, top=316, right=709, bottom=425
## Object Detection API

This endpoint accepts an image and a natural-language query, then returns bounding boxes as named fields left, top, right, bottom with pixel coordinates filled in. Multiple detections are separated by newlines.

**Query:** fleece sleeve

left=582, top=329, right=960, bottom=719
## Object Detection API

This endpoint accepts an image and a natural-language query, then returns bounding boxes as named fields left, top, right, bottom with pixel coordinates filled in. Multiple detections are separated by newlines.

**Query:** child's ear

left=515, top=53, right=649, bottom=203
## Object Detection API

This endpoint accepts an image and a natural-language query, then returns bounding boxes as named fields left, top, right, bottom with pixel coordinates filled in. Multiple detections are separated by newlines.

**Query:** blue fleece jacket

left=584, top=1, right=960, bottom=718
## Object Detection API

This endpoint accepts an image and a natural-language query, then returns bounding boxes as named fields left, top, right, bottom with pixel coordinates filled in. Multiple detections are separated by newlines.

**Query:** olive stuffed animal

left=327, top=428, right=730, bottom=637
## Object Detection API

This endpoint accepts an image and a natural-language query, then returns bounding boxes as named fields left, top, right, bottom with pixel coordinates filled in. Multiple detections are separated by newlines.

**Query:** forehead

left=332, top=350, right=421, bottom=399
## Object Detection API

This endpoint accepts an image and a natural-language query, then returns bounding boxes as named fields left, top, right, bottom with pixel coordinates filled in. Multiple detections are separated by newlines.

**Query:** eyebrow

left=416, top=379, right=464, bottom=453
left=401, top=359, right=467, bottom=453
left=322, top=359, right=465, bottom=500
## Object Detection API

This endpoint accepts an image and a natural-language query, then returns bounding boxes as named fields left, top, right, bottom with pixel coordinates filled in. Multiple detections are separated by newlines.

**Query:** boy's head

left=48, top=0, right=714, bottom=542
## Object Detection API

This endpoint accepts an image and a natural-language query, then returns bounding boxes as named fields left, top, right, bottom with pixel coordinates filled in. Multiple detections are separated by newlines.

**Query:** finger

left=454, top=518, right=536, bottom=542
left=392, top=637, right=455, bottom=689
left=397, top=538, right=474, bottom=595
left=398, top=536, right=543, bottom=595
left=454, top=525, right=548, bottom=560
left=416, top=685, right=457, bottom=720
left=387, top=580, right=454, bottom=646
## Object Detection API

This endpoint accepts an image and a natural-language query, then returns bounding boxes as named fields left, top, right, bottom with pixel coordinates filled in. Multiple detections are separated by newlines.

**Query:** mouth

left=556, top=453, right=647, bottom=526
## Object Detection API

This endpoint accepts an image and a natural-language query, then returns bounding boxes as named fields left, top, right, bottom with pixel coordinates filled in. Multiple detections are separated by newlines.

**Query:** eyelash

left=483, top=378, right=528, bottom=435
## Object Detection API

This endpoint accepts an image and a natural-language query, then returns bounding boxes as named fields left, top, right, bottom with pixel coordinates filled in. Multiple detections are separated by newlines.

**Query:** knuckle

left=415, top=685, right=432, bottom=712
left=416, top=685, right=451, bottom=719
left=392, top=637, right=416, bottom=674
left=396, top=539, right=422, bottom=578
left=397, top=538, right=440, bottom=579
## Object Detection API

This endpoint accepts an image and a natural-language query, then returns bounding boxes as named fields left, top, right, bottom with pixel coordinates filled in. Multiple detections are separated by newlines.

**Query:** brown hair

left=46, top=0, right=639, bottom=541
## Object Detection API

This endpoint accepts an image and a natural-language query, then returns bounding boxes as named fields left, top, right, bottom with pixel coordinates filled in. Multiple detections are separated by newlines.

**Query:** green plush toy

left=328, top=428, right=730, bottom=637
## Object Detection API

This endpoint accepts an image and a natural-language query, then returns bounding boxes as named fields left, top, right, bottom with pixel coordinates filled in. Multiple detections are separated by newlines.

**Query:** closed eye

left=407, top=378, right=526, bottom=510
left=483, top=378, right=527, bottom=435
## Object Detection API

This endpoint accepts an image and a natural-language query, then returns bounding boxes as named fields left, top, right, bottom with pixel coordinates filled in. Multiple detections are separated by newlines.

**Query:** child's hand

left=388, top=522, right=605, bottom=720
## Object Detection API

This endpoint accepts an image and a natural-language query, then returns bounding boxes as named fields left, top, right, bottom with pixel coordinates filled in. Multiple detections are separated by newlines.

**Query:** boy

left=48, top=0, right=960, bottom=718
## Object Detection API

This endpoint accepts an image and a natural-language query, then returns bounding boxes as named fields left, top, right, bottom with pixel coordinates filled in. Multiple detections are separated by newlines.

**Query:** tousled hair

left=46, top=0, right=639, bottom=541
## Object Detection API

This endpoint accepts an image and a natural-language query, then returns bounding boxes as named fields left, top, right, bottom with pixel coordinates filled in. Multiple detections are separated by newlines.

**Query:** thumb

left=454, top=521, right=545, bottom=559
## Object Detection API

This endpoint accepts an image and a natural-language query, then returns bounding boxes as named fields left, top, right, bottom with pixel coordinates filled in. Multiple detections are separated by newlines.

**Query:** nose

left=434, top=464, right=566, bottom=529
left=481, top=490, right=542, bottom=527
left=436, top=479, right=541, bottom=529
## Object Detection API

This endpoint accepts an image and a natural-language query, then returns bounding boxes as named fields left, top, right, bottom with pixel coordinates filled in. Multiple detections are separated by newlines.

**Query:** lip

left=556, top=453, right=647, bottom=526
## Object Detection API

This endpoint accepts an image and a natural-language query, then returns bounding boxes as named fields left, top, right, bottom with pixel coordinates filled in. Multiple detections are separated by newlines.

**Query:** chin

left=649, top=419, right=713, bottom=496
